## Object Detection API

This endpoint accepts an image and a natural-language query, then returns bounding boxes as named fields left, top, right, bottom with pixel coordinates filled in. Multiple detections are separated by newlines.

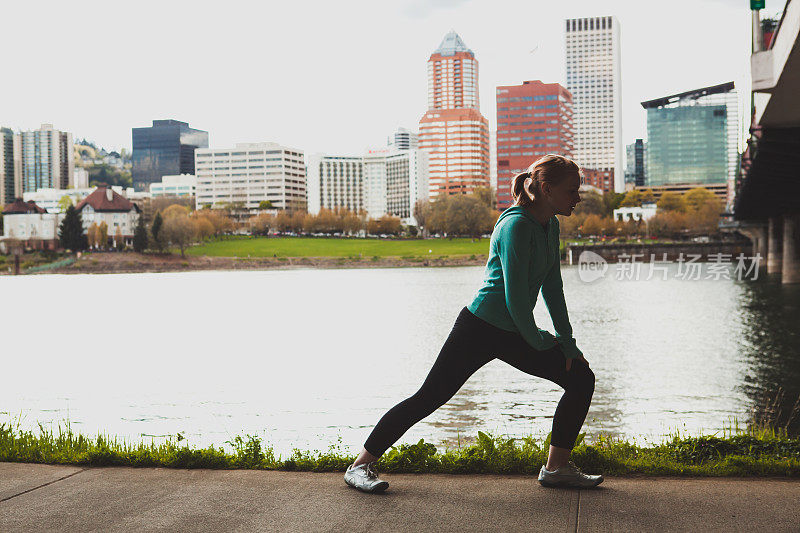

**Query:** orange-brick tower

left=418, top=31, right=490, bottom=199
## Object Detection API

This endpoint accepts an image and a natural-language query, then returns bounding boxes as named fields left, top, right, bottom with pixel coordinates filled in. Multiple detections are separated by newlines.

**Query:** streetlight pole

left=751, top=1, right=764, bottom=127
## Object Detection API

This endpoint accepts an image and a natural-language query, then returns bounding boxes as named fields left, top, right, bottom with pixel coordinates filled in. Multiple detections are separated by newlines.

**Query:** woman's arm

left=497, top=217, right=557, bottom=352
left=540, top=226, right=583, bottom=360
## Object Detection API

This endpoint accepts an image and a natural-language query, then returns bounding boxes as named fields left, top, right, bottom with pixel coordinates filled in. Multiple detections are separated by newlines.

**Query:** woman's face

left=543, top=172, right=582, bottom=216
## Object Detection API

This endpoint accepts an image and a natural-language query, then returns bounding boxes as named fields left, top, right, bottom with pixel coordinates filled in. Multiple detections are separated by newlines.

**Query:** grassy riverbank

left=2, top=420, right=798, bottom=477
left=183, top=236, right=709, bottom=259
left=11, top=237, right=745, bottom=275
left=185, top=236, right=498, bottom=258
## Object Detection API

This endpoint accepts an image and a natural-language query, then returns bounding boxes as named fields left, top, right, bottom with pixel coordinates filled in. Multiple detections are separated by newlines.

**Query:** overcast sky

left=2, top=0, right=779, bottom=156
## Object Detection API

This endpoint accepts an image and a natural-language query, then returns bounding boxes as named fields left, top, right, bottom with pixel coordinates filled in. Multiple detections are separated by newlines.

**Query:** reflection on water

left=736, top=277, right=800, bottom=436
left=0, top=265, right=798, bottom=457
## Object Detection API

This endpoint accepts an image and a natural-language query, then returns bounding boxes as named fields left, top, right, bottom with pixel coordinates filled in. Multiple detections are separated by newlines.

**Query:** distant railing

left=25, top=257, right=76, bottom=274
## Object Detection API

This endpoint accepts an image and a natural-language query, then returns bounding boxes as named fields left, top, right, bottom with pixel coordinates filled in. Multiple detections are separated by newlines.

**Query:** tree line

left=562, top=187, right=724, bottom=239
left=53, top=185, right=725, bottom=256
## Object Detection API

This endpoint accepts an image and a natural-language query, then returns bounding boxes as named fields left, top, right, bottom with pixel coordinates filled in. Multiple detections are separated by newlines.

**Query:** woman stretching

left=345, top=154, right=603, bottom=492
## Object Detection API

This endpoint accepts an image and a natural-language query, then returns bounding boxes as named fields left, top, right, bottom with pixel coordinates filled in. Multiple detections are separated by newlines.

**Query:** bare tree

left=161, top=215, right=198, bottom=257
left=248, top=213, right=274, bottom=236
left=413, top=198, right=431, bottom=236
left=471, top=186, right=496, bottom=210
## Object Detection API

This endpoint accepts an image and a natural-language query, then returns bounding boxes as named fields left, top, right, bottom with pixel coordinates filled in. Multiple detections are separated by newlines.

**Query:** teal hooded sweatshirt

left=466, top=205, right=583, bottom=360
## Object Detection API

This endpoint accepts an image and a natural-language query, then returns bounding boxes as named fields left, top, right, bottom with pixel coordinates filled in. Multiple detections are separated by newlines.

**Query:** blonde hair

left=511, top=154, right=581, bottom=207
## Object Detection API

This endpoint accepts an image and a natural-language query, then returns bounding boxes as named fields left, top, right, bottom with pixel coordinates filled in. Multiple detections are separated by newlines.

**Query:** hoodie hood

left=495, top=205, right=550, bottom=230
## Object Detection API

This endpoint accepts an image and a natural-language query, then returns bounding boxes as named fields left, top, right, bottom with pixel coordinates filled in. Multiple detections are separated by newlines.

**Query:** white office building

left=195, top=143, right=306, bottom=211
left=306, top=154, right=364, bottom=216
left=307, top=150, right=429, bottom=226
left=565, top=16, right=623, bottom=193
left=363, top=151, right=388, bottom=219
left=150, top=174, right=197, bottom=198
left=363, top=149, right=430, bottom=226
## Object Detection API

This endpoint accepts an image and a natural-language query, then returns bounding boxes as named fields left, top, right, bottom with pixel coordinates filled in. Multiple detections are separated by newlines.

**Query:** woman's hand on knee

left=566, top=355, right=590, bottom=372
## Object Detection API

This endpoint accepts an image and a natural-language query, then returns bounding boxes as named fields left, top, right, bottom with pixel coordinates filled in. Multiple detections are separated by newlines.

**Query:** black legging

left=363, top=306, right=595, bottom=457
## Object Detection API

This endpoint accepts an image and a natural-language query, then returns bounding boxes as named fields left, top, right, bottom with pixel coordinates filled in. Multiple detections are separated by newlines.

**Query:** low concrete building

left=613, top=203, right=657, bottom=222
left=150, top=174, right=197, bottom=198
left=24, top=187, right=95, bottom=213
left=23, top=186, right=149, bottom=214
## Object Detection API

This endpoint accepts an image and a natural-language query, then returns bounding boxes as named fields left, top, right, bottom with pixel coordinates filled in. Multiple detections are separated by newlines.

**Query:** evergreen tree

left=151, top=211, right=164, bottom=251
left=58, top=205, right=86, bottom=251
left=133, top=214, right=148, bottom=252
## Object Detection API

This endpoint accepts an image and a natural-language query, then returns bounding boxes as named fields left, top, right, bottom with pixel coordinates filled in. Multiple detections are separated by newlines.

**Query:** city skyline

left=2, top=0, right=759, bottom=160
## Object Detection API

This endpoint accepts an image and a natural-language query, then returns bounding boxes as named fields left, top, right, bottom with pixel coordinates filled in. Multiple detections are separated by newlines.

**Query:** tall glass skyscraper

left=132, top=119, right=208, bottom=191
left=641, top=82, right=737, bottom=188
left=625, top=139, right=647, bottom=188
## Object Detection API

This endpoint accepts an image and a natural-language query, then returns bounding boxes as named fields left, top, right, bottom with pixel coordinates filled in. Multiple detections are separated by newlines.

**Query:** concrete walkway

left=1, top=463, right=799, bottom=532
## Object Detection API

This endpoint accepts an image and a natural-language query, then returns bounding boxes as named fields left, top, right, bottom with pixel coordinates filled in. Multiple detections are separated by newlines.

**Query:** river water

left=2, top=264, right=798, bottom=457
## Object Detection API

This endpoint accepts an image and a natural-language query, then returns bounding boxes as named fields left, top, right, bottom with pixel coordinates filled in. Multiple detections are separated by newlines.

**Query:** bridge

left=734, top=0, right=800, bottom=284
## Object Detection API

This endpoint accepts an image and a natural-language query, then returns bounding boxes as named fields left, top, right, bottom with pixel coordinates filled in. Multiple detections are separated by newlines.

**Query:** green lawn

left=185, top=236, right=494, bottom=258
left=179, top=236, right=683, bottom=259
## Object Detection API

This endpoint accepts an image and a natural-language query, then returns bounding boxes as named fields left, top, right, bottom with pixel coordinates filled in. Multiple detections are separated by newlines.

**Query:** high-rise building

left=641, top=82, right=738, bottom=204
left=194, top=143, right=306, bottom=211
left=625, top=139, right=647, bottom=188
left=307, top=149, right=428, bottom=226
left=565, top=16, right=623, bottom=193
left=418, top=31, right=490, bottom=198
left=363, top=148, right=429, bottom=226
left=387, top=127, right=419, bottom=150
left=305, top=154, right=364, bottom=216
left=0, top=127, right=18, bottom=205
left=495, top=80, right=574, bottom=209
left=132, top=119, right=208, bottom=192
left=17, top=124, right=74, bottom=193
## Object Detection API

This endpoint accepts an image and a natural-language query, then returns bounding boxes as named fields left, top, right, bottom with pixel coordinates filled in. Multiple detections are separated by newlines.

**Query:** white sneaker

left=538, top=460, right=603, bottom=488
left=344, top=462, right=389, bottom=493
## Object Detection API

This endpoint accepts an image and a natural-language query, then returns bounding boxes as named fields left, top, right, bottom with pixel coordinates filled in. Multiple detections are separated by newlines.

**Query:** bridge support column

left=767, top=216, right=783, bottom=275
left=746, top=225, right=768, bottom=269
left=782, top=214, right=800, bottom=284
left=737, top=224, right=769, bottom=271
